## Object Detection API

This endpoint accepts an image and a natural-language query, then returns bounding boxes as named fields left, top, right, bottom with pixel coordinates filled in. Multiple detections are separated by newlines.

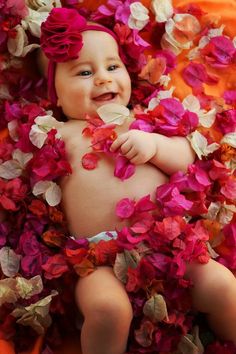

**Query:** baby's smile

left=92, top=92, right=118, bottom=102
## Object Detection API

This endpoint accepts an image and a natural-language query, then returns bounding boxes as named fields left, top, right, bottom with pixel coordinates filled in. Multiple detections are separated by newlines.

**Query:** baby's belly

left=61, top=157, right=168, bottom=238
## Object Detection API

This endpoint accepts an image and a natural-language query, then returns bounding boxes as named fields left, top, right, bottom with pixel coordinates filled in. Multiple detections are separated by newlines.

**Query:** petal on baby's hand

left=97, top=103, right=130, bottom=125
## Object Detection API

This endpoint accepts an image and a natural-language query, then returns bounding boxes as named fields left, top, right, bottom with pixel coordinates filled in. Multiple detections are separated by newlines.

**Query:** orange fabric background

left=0, top=0, right=235, bottom=353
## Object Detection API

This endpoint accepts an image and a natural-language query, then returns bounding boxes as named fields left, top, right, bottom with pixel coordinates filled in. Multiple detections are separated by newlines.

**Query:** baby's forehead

left=82, top=29, right=119, bottom=46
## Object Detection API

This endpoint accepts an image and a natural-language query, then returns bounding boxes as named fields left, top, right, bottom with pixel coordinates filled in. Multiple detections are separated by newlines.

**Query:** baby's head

left=41, top=8, right=131, bottom=120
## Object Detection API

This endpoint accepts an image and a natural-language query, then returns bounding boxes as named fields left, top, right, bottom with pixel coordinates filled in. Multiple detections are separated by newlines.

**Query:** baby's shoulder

left=58, top=119, right=85, bottom=137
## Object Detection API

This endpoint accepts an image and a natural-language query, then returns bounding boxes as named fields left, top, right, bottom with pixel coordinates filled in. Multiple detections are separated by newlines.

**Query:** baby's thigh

left=186, top=259, right=236, bottom=313
left=75, top=266, right=133, bottom=320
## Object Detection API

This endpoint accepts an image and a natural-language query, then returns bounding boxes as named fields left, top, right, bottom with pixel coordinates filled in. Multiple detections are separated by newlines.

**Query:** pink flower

left=150, top=98, right=198, bottom=136
left=223, top=223, right=236, bottom=248
left=221, top=177, right=236, bottom=200
left=116, top=198, right=135, bottom=218
left=93, top=0, right=135, bottom=25
left=183, top=62, right=218, bottom=89
left=156, top=183, right=193, bottom=216
left=42, top=254, right=69, bottom=279
left=0, top=178, right=28, bottom=211
left=187, top=163, right=212, bottom=192
left=114, top=156, right=136, bottom=181
left=215, top=109, right=236, bottom=134
left=4, top=0, right=28, bottom=17
left=201, top=36, right=236, bottom=68
left=223, top=90, right=236, bottom=105
left=41, top=8, right=86, bottom=62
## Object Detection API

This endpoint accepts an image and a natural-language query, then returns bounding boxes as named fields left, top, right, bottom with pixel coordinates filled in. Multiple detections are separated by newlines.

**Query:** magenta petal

left=135, top=195, right=156, bottom=213
left=183, top=62, right=218, bottom=88
left=129, top=120, right=154, bottom=132
left=116, top=198, right=135, bottom=218
left=114, top=156, right=136, bottom=180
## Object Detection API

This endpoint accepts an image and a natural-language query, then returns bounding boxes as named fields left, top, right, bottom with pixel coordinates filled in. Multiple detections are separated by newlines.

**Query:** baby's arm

left=110, top=130, right=195, bottom=175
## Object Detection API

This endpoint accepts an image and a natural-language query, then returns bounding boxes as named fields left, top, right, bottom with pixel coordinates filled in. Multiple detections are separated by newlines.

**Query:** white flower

left=128, top=2, right=149, bottom=30
left=8, top=120, right=19, bottom=142
left=32, top=181, right=62, bottom=206
left=29, top=114, right=64, bottom=148
left=7, top=24, right=39, bottom=57
left=187, top=130, right=220, bottom=159
left=0, top=247, right=21, bottom=277
left=0, top=149, right=33, bottom=179
left=151, top=0, right=173, bottom=23
left=26, top=0, right=61, bottom=11
left=221, top=132, right=236, bottom=148
left=97, top=103, right=130, bottom=125
left=147, top=87, right=175, bottom=111
left=203, top=202, right=236, bottom=225
left=233, top=36, right=236, bottom=48
left=189, top=25, right=225, bottom=58
left=159, top=74, right=171, bottom=87
left=161, top=14, right=201, bottom=54
left=182, top=95, right=216, bottom=128
left=22, top=8, right=50, bottom=38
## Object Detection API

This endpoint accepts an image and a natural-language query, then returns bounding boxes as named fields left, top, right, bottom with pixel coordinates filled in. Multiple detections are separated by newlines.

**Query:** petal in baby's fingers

left=110, top=133, right=129, bottom=152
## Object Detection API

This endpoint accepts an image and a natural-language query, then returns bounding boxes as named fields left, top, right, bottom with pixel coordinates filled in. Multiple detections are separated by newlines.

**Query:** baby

left=40, top=8, right=236, bottom=354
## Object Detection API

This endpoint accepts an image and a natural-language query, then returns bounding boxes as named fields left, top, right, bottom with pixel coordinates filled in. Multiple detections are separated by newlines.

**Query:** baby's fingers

left=110, top=133, right=129, bottom=152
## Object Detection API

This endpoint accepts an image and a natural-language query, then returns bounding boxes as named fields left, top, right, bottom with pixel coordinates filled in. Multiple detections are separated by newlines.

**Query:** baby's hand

left=110, top=130, right=157, bottom=164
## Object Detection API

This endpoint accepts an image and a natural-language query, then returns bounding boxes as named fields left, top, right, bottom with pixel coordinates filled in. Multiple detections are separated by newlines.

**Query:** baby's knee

left=88, top=296, right=133, bottom=329
left=187, top=260, right=236, bottom=313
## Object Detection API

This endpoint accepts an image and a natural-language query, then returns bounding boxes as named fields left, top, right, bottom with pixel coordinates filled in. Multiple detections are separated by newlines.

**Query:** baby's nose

left=94, top=71, right=112, bottom=86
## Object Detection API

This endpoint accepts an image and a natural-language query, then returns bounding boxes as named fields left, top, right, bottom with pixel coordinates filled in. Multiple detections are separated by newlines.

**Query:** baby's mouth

left=93, top=92, right=117, bottom=102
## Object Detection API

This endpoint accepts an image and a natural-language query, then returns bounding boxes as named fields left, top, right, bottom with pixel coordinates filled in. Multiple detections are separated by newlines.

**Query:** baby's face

left=55, top=30, right=131, bottom=119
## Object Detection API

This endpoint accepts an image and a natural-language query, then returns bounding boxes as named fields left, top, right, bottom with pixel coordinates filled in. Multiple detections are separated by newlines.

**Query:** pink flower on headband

left=41, top=8, right=87, bottom=62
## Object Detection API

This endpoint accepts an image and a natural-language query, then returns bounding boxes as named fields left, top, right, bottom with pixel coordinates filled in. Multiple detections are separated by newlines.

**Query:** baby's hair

left=36, top=48, right=48, bottom=78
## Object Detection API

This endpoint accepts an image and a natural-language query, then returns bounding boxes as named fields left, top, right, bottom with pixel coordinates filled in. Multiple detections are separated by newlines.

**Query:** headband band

left=40, top=8, right=120, bottom=104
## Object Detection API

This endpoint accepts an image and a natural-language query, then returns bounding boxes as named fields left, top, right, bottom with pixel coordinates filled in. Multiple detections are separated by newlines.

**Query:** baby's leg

left=186, top=259, right=236, bottom=343
left=75, top=266, right=133, bottom=354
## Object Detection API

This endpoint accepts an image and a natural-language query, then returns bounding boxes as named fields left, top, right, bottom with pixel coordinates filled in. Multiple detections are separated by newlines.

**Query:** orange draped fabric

left=0, top=0, right=235, bottom=353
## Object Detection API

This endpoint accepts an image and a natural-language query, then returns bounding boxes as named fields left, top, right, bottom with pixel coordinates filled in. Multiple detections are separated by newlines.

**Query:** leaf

left=113, top=250, right=140, bottom=283
left=178, top=326, right=204, bottom=354
left=16, top=275, right=43, bottom=299
left=0, top=278, right=18, bottom=306
left=143, top=294, right=168, bottom=323
left=11, top=291, right=57, bottom=334
left=97, top=103, right=130, bottom=125
left=0, top=247, right=21, bottom=277
left=135, top=321, right=154, bottom=347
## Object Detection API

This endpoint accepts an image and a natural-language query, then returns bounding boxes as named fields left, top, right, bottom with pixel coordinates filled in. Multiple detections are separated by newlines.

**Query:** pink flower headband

left=40, top=7, right=120, bottom=104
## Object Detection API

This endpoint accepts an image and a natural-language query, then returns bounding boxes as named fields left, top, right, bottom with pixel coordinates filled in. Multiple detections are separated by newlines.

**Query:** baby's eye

left=77, top=70, right=92, bottom=76
left=108, top=65, right=118, bottom=71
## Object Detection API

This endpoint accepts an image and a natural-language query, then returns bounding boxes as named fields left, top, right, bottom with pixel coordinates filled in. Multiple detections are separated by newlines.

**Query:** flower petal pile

left=0, top=0, right=235, bottom=353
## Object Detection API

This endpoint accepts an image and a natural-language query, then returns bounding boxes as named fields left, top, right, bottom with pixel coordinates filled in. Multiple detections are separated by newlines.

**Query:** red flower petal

left=81, top=153, right=100, bottom=170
